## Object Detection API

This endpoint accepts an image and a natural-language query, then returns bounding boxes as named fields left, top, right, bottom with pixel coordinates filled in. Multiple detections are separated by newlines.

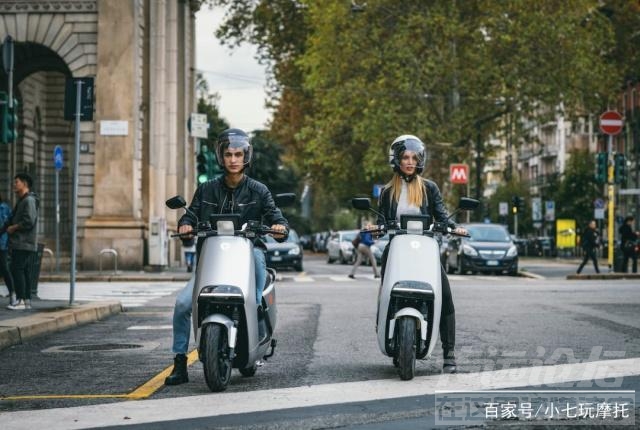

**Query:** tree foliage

left=205, top=0, right=637, bottom=229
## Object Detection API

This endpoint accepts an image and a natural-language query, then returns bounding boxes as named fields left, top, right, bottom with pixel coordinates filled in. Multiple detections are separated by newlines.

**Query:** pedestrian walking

left=0, top=192, right=15, bottom=305
left=6, top=173, right=40, bottom=310
left=619, top=216, right=639, bottom=273
left=348, top=230, right=380, bottom=279
left=576, top=220, right=600, bottom=274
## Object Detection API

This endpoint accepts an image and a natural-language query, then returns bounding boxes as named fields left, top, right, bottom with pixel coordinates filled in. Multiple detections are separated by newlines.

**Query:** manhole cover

left=59, top=343, right=143, bottom=352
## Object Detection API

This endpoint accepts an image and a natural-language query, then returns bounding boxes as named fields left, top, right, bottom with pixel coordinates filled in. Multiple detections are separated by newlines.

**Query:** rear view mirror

left=166, top=195, right=187, bottom=209
left=275, top=193, right=296, bottom=208
left=458, top=197, right=480, bottom=211
left=351, top=198, right=371, bottom=211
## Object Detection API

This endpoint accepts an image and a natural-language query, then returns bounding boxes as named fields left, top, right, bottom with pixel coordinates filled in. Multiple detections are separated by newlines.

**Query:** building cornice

left=0, top=1, right=97, bottom=13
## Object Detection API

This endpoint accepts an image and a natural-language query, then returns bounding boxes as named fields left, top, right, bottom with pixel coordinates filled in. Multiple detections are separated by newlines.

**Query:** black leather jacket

left=377, top=178, right=453, bottom=227
left=179, top=175, right=288, bottom=250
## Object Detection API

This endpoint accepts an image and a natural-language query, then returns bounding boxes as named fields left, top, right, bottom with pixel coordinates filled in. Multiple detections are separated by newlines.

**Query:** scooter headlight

left=506, top=245, right=518, bottom=257
left=462, top=244, right=478, bottom=256
left=200, top=285, right=244, bottom=299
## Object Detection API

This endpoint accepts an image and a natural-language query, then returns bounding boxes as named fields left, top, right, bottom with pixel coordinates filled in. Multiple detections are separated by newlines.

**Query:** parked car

left=370, top=234, right=390, bottom=265
left=438, top=233, right=449, bottom=263
left=510, top=235, right=529, bottom=256
left=327, top=229, right=359, bottom=264
left=299, top=234, right=312, bottom=250
left=264, top=229, right=304, bottom=272
left=312, top=231, right=329, bottom=253
left=445, top=223, right=518, bottom=275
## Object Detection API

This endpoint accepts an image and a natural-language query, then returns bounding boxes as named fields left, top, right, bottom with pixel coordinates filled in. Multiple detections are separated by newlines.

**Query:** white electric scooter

left=352, top=196, right=478, bottom=380
left=166, top=193, right=294, bottom=392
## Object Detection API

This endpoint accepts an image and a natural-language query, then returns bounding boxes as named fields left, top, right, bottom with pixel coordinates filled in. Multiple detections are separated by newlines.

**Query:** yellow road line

left=0, top=350, right=199, bottom=402
left=127, top=349, right=199, bottom=399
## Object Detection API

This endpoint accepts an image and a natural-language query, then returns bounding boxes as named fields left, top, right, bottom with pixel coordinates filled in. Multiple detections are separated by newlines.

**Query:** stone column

left=82, top=0, right=145, bottom=269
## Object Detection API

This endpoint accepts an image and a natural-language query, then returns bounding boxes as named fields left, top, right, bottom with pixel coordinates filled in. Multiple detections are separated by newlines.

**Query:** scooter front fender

left=388, top=307, right=427, bottom=342
left=201, top=314, right=237, bottom=349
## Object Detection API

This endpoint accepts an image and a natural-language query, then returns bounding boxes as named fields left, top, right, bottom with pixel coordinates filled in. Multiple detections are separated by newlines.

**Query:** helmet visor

left=399, top=139, right=425, bottom=165
left=225, top=134, right=251, bottom=150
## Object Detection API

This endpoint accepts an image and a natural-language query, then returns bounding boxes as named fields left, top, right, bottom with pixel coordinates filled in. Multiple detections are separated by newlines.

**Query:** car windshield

left=467, top=225, right=511, bottom=242
left=264, top=229, right=299, bottom=244
left=341, top=231, right=357, bottom=242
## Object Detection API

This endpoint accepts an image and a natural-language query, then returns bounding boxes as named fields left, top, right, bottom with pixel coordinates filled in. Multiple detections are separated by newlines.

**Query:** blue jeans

left=172, top=247, right=266, bottom=354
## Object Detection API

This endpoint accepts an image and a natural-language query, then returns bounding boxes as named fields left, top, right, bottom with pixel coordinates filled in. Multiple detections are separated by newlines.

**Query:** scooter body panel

left=377, top=234, right=442, bottom=358
left=194, top=235, right=273, bottom=367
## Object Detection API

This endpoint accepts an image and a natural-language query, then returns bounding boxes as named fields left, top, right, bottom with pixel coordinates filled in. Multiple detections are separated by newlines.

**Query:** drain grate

left=58, top=343, right=143, bottom=352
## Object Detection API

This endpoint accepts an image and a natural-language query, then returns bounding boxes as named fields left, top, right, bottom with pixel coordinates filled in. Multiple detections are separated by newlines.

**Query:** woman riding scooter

left=376, top=134, right=466, bottom=374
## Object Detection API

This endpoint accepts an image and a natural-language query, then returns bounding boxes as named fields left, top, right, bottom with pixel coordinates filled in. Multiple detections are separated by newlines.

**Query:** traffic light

left=0, top=92, right=18, bottom=144
left=196, top=144, right=210, bottom=184
left=511, top=196, right=521, bottom=214
left=595, top=152, right=607, bottom=184
left=196, top=143, right=222, bottom=183
left=614, top=153, right=627, bottom=184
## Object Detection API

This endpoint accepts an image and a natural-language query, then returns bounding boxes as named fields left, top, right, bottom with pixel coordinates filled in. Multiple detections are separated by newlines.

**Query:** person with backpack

left=348, top=230, right=380, bottom=279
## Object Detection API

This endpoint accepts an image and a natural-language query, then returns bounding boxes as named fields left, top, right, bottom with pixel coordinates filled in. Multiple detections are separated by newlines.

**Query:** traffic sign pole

left=54, top=145, right=63, bottom=274
left=599, top=111, right=624, bottom=272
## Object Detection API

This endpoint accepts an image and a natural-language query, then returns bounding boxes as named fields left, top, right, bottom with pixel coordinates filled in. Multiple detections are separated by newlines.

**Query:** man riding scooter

left=165, top=128, right=288, bottom=386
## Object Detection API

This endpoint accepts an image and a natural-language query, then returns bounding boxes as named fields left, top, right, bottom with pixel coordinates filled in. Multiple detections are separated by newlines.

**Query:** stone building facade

left=0, top=0, right=200, bottom=270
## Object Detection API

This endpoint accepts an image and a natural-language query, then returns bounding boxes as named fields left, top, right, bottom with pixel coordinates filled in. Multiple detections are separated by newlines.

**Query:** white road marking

left=126, top=325, right=173, bottom=330
left=3, top=358, right=639, bottom=430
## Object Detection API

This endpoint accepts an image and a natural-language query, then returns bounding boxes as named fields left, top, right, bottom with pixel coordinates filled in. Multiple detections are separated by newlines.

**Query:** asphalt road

left=1, top=254, right=638, bottom=429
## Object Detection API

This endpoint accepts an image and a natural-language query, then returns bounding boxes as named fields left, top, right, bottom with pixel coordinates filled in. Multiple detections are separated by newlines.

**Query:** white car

left=326, top=230, right=359, bottom=264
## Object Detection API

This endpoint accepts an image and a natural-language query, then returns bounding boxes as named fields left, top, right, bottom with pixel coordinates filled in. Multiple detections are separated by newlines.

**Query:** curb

left=39, top=275, right=192, bottom=283
left=566, top=273, right=640, bottom=280
left=0, top=301, right=123, bottom=351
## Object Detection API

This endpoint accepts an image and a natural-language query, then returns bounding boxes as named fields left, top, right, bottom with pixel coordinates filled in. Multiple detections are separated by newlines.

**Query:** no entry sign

left=599, top=111, right=623, bottom=136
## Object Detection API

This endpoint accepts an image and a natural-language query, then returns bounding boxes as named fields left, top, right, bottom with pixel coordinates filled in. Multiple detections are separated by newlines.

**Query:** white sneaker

left=7, top=300, right=26, bottom=310
left=24, top=300, right=32, bottom=310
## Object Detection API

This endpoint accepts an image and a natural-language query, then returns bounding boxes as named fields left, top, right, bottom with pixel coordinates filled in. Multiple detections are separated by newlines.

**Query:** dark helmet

left=388, top=134, right=426, bottom=178
left=216, top=128, right=253, bottom=168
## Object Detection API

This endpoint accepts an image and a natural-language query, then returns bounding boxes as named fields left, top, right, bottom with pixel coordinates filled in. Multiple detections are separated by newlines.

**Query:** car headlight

left=506, top=245, right=518, bottom=257
left=462, top=244, right=478, bottom=256
left=288, top=246, right=300, bottom=255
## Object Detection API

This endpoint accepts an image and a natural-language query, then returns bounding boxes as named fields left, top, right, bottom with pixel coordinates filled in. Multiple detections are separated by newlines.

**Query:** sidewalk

left=0, top=267, right=193, bottom=352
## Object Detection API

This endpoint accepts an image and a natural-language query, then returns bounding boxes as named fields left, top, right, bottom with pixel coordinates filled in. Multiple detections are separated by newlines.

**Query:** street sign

left=2, top=35, right=14, bottom=74
left=593, top=198, right=605, bottom=209
left=594, top=208, right=605, bottom=220
left=544, top=200, right=555, bottom=221
left=449, top=163, right=469, bottom=184
left=54, top=145, right=63, bottom=171
left=531, top=197, right=542, bottom=221
left=499, top=202, right=508, bottom=216
left=373, top=184, right=384, bottom=199
left=190, top=113, right=208, bottom=138
left=599, top=110, right=623, bottom=135
left=64, top=77, right=94, bottom=121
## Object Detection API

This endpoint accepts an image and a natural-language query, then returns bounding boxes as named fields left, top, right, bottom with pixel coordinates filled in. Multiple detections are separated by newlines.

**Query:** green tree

left=549, top=150, right=601, bottom=230
left=486, top=180, right=532, bottom=236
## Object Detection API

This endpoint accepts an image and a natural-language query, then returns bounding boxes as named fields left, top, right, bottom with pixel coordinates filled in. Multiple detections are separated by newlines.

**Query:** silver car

left=327, top=230, right=359, bottom=264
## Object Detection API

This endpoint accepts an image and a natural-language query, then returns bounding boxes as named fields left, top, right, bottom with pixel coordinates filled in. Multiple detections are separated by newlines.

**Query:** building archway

left=0, top=41, right=74, bottom=259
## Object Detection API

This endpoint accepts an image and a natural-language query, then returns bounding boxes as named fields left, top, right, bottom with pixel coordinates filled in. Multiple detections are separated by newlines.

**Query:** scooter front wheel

left=396, top=317, right=417, bottom=380
left=202, top=324, right=232, bottom=392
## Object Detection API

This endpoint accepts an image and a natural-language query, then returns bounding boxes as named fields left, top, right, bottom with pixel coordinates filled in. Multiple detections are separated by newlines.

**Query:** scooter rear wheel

left=202, top=324, right=232, bottom=392
left=396, top=317, right=417, bottom=380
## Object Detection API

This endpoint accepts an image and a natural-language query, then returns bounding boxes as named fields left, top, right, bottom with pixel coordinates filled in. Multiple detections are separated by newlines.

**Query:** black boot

left=440, top=313, right=457, bottom=374
left=165, top=354, right=189, bottom=385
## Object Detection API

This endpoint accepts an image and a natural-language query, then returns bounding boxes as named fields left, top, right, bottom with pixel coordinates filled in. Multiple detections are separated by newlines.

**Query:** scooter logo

left=410, top=241, right=421, bottom=249
left=220, top=243, right=230, bottom=250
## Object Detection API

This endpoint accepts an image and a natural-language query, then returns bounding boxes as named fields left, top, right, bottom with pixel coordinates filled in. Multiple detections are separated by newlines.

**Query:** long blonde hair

left=386, top=174, right=424, bottom=207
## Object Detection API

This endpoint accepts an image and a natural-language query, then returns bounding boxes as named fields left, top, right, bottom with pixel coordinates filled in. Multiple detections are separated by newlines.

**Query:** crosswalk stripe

left=3, top=357, right=639, bottom=429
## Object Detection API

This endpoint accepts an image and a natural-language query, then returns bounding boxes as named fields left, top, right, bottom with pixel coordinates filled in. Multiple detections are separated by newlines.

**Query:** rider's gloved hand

left=178, top=224, right=194, bottom=239
left=270, top=224, right=288, bottom=240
